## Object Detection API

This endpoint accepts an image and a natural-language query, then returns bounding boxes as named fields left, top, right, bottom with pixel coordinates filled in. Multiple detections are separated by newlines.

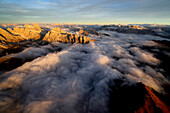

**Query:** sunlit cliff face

left=0, top=28, right=170, bottom=113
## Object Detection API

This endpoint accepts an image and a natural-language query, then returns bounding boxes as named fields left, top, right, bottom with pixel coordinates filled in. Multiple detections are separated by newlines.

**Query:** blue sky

left=0, top=0, right=170, bottom=24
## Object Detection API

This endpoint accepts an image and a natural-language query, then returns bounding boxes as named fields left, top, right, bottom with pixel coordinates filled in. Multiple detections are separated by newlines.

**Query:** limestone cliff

left=0, top=28, right=23, bottom=43
left=0, top=24, right=44, bottom=44
left=0, top=25, right=94, bottom=46
left=43, top=27, right=93, bottom=44
left=7, top=24, right=42, bottom=40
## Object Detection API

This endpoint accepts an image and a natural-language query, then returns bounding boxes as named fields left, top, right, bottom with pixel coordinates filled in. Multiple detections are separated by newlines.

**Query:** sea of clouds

left=0, top=31, right=170, bottom=113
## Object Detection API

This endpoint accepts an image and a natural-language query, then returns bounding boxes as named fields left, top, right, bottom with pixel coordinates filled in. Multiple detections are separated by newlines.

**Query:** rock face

left=109, top=81, right=170, bottom=113
left=1, top=25, right=93, bottom=44
left=0, top=24, right=44, bottom=44
left=79, top=29, right=84, bottom=35
left=136, top=86, right=170, bottom=113
left=7, top=24, right=42, bottom=40
left=0, top=23, right=95, bottom=45
left=43, top=27, right=92, bottom=44
left=0, top=28, right=23, bottom=43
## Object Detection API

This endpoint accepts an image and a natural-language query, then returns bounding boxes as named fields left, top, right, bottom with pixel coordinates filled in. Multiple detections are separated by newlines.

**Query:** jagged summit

left=0, top=24, right=93, bottom=44
left=0, top=24, right=43, bottom=43
left=51, top=27, right=66, bottom=33
left=43, top=27, right=93, bottom=44
left=0, top=24, right=94, bottom=57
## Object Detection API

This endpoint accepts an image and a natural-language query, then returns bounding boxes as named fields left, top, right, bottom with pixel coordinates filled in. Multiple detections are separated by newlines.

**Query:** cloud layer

left=0, top=30, right=170, bottom=112
left=0, top=0, right=170, bottom=24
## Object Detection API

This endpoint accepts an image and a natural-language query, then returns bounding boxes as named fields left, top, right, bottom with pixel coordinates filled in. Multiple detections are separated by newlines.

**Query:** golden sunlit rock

left=43, top=27, right=93, bottom=44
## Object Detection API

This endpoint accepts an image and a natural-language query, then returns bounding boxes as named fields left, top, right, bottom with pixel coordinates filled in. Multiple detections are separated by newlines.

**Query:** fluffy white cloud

left=0, top=31, right=169, bottom=113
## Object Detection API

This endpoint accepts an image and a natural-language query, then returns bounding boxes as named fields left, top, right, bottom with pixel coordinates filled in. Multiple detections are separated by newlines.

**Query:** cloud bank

left=0, top=0, right=170, bottom=24
left=0, top=31, right=170, bottom=113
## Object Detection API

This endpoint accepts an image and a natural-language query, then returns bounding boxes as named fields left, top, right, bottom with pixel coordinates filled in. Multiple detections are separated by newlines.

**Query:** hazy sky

left=0, top=0, right=170, bottom=24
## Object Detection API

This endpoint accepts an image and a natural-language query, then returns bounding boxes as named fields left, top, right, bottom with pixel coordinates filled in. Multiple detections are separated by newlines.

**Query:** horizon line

left=0, top=22, right=170, bottom=26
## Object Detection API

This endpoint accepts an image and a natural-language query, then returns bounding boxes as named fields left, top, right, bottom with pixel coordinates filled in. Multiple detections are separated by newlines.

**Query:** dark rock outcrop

left=109, top=80, right=170, bottom=113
